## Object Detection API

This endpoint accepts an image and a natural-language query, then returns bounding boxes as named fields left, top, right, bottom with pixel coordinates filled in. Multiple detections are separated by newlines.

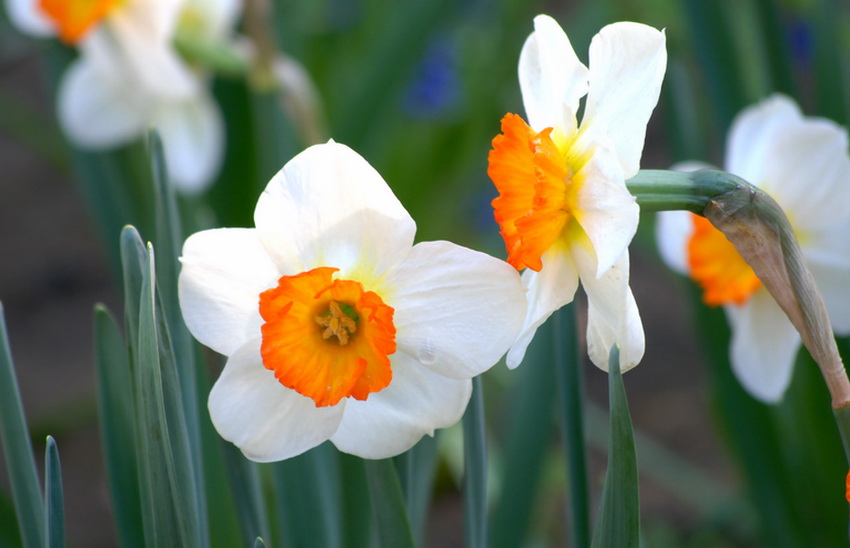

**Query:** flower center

left=488, top=113, right=575, bottom=271
left=315, top=301, right=358, bottom=345
left=259, top=266, right=396, bottom=407
left=39, top=0, right=123, bottom=44
left=687, top=213, right=762, bottom=306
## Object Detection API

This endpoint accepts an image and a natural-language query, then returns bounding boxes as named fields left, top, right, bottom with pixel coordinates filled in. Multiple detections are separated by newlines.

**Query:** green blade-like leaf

left=272, top=443, right=342, bottom=548
left=0, top=303, right=45, bottom=548
left=44, top=436, right=65, bottom=548
left=396, top=435, right=438, bottom=545
left=93, top=304, right=144, bottom=548
left=553, top=305, right=590, bottom=547
left=120, top=226, right=148, bottom=348
left=147, top=130, right=208, bottom=548
left=134, top=244, right=200, bottom=546
left=338, top=453, right=371, bottom=548
left=365, top=459, right=415, bottom=548
left=463, top=376, right=488, bottom=548
left=218, top=441, right=271, bottom=546
left=591, top=346, right=639, bottom=548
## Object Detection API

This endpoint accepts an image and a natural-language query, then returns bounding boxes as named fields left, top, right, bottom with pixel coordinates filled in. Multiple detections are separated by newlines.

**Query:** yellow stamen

left=315, top=301, right=357, bottom=345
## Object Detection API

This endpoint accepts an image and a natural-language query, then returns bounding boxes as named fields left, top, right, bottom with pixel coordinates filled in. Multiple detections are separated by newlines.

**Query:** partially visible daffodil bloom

left=488, top=15, right=666, bottom=372
left=6, top=0, right=241, bottom=192
left=656, top=95, right=850, bottom=402
left=178, top=141, right=526, bottom=461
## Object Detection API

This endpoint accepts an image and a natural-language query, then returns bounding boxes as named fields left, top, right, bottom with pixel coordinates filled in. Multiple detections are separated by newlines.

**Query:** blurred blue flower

left=404, top=38, right=460, bottom=117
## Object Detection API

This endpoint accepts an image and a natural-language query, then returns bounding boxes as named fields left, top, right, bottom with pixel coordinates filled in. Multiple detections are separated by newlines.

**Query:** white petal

left=726, top=289, right=801, bottom=403
left=761, top=112, right=850, bottom=231
left=379, top=241, right=525, bottom=379
left=208, top=339, right=344, bottom=462
left=506, top=244, right=580, bottom=368
left=152, top=91, right=225, bottom=194
left=57, top=57, right=149, bottom=148
left=254, top=142, right=416, bottom=281
left=805, top=227, right=850, bottom=333
left=518, top=14, right=588, bottom=133
left=574, top=249, right=645, bottom=371
left=330, top=352, right=471, bottom=459
left=178, top=228, right=280, bottom=356
left=725, top=94, right=801, bottom=184
left=655, top=210, right=693, bottom=275
left=571, top=147, right=638, bottom=277
left=105, top=4, right=198, bottom=99
left=5, top=0, right=54, bottom=36
left=580, top=22, right=666, bottom=178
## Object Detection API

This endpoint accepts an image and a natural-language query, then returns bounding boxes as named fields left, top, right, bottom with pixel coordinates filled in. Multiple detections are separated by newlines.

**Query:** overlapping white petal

left=655, top=94, right=850, bottom=402
left=505, top=15, right=665, bottom=372
left=380, top=241, right=526, bottom=379
left=330, top=352, right=472, bottom=459
left=519, top=14, right=588, bottom=134
left=180, top=141, right=526, bottom=461
left=255, top=143, right=416, bottom=281
left=208, top=340, right=345, bottom=462
left=580, top=22, right=667, bottom=178
left=4, top=0, right=53, bottom=36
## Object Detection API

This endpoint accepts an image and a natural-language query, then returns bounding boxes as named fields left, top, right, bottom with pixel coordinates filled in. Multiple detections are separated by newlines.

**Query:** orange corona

left=259, top=267, right=396, bottom=407
left=687, top=213, right=762, bottom=306
left=488, top=113, right=575, bottom=272
left=39, top=0, right=122, bottom=44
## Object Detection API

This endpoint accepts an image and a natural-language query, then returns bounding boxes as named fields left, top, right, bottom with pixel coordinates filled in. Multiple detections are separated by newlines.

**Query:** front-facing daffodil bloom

left=178, top=141, right=526, bottom=461
left=6, top=0, right=240, bottom=192
left=656, top=95, right=850, bottom=402
left=488, top=15, right=666, bottom=371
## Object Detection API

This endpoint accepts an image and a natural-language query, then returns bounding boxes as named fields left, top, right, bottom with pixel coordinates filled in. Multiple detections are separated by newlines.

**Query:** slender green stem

left=626, top=169, right=749, bottom=213
left=553, top=305, right=589, bottom=547
left=463, top=376, right=488, bottom=548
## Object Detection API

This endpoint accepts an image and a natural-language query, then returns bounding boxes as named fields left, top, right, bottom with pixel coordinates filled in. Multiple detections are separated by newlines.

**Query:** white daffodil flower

left=178, top=141, right=526, bottom=461
left=487, top=14, right=666, bottom=372
left=6, top=0, right=241, bottom=193
left=656, top=95, right=850, bottom=402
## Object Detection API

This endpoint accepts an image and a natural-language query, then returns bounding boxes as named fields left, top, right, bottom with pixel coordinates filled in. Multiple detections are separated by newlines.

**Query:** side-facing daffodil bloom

left=178, top=141, right=526, bottom=461
left=6, top=0, right=240, bottom=192
left=488, top=14, right=666, bottom=371
left=656, top=95, right=850, bottom=402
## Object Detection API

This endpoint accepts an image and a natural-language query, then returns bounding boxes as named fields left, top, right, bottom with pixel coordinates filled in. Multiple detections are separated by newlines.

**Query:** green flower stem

left=626, top=169, right=749, bottom=213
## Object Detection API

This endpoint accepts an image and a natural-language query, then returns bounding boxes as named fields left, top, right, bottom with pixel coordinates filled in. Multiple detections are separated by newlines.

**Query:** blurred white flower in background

left=656, top=94, right=850, bottom=402
left=5, top=0, right=242, bottom=192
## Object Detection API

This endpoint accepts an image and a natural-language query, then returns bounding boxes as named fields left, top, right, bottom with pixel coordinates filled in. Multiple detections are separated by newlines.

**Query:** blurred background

left=1, top=0, right=849, bottom=546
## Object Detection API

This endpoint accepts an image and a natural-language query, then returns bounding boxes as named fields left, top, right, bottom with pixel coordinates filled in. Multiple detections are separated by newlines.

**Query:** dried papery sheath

left=705, top=184, right=850, bottom=408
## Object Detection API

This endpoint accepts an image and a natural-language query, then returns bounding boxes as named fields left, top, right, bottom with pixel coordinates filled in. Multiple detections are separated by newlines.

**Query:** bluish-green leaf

left=490, top=310, right=558, bottom=548
left=463, top=376, right=488, bottom=548
left=591, top=346, right=640, bottom=548
left=338, top=453, right=371, bottom=548
left=365, top=458, right=415, bottom=548
left=0, top=303, right=44, bottom=548
left=272, top=443, right=342, bottom=548
left=93, top=304, right=144, bottom=548
left=396, top=435, right=438, bottom=545
left=147, top=130, right=208, bottom=548
left=134, top=244, right=201, bottom=546
left=44, top=436, right=65, bottom=548
left=553, top=304, right=590, bottom=548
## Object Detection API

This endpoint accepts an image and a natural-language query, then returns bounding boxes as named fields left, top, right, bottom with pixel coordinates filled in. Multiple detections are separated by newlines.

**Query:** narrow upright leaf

left=365, top=459, right=415, bottom=548
left=463, top=376, right=488, bottom=548
left=44, top=436, right=65, bottom=548
left=93, top=305, right=144, bottom=548
left=0, top=303, right=45, bottom=548
left=591, top=346, right=640, bottom=548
